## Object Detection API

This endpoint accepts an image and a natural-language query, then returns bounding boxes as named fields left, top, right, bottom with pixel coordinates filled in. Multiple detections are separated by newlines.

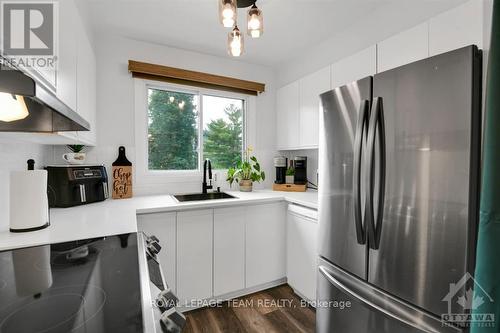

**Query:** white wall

left=0, top=139, right=52, bottom=231
left=86, top=34, right=277, bottom=195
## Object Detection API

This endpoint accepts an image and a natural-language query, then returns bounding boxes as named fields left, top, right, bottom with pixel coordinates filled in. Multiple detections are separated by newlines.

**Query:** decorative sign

left=112, top=146, right=133, bottom=199
left=112, top=166, right=132, bottom=199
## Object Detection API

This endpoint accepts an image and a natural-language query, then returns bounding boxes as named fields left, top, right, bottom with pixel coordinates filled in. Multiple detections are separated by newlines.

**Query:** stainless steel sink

left=173, top=192, right=237, bottom=202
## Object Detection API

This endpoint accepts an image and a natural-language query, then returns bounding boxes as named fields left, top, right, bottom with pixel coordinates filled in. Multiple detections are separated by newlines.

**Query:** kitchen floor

left=184, top=285, right=315, bottom=333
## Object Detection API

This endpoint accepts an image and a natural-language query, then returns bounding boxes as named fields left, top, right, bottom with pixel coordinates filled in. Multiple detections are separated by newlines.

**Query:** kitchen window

left=146, top=85, right=246, bottom=172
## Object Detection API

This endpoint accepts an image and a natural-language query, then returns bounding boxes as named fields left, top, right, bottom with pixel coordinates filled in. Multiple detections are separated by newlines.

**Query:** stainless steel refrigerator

left=317, top=45, right=482, bottom=333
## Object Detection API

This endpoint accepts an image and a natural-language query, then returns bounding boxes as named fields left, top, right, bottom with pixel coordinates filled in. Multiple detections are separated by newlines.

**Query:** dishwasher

left=286, top=203, right=319, bottom=304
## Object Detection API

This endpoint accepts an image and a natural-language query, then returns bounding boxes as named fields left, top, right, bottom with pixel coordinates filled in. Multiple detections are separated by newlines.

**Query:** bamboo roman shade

left=128, top=60, right=265, bottom=96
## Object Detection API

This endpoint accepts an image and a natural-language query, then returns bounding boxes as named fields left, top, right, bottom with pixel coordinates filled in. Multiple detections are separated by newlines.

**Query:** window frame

left=135, top=79, right=250, bottom=185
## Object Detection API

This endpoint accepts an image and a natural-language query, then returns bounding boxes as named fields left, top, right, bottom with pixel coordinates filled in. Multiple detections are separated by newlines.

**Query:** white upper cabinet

left=76, top=20, right=97, bottom=145
left=332, top=45, right=377, bottom=88
left=429, top=0, right=483, bottom=56
left=276, top=81, right=300, bottom=150
left=56, top=0, right=78, bottom=111
left=299, top=66, right=330, bottom=148
left=377, top=23, right=429, bottom=73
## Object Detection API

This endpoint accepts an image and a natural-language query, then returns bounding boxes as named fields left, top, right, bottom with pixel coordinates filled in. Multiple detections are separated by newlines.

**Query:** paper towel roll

left=9, top=170, right=50, bottom=232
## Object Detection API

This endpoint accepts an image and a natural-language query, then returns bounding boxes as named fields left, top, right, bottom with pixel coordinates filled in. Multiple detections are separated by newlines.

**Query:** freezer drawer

left=316, top=258, right=462, bottom=333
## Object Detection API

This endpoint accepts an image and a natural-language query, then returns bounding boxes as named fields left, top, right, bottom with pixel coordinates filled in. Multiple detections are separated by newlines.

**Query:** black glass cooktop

left=0, top=233, right=143, bottom=333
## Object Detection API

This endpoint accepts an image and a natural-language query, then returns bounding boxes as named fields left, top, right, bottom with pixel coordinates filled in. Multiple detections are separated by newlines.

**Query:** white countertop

left=0, top=190, right=317, bottom=251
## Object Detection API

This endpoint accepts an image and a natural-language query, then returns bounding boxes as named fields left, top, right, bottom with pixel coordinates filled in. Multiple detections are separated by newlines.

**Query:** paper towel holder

left=9, top=159, right=50, bottom=233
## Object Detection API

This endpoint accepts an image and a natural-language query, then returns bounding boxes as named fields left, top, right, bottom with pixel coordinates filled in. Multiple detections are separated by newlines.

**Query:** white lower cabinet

left=136, top=201, right=288, bottom=311
left=213, top=207, right=245, bottom=296
left=245, top=202, right=286, bottom=288
left=176, top=209, right=213, bottom=305
left=137, top=213, right=177, bottom=293
left=286, top=204, right=318, bottom=303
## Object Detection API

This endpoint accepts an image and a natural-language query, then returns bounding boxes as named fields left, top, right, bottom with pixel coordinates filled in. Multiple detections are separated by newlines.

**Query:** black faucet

left=202, top=159, right=213, bottom=194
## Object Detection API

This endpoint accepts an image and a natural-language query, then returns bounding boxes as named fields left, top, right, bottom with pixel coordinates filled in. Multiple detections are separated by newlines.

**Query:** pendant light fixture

left=219, top=0, right=237, bottom=28
left=219, top=0, right=264, bottom=57
left=247, top=3, right=263, bottom=38
left=228, top=25, right=244, bottom=57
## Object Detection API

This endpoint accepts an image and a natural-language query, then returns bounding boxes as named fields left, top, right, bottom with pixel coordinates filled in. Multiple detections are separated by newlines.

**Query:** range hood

left=0, top=68, right=89, bottom=132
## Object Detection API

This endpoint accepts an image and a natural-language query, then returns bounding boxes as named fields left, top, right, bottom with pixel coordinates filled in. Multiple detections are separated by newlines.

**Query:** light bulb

left=222, top=18, right=235, bottom=28
left=219, top=0, right=236, bottom=28
left=247, top=4, right=263, bottom=38
left=222, top=5, right=234, bottom=19
left=0, top=93, right=29, bottom=122
left=250, top=30, right=261, bottom=38
left=230, top=48, right=242, bottom=57
left=228, top=26, right=244, bottom=57
left=248, top=15, right=260, bottom=30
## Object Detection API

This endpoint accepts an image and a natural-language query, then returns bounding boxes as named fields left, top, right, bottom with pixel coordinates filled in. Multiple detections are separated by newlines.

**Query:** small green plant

left=67, top=145, right=85, bottom=153
left=286, top=167, right=295, bottom=176
left=226, top=146, right=266, bottom=187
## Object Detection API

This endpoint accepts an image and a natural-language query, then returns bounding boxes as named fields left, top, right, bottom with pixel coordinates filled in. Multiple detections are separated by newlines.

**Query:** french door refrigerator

left=317, top=45, right=482, bottom=333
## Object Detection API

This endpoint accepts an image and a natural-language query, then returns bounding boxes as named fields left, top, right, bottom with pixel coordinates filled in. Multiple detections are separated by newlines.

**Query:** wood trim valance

left=128, top=60, right=265, bottom=96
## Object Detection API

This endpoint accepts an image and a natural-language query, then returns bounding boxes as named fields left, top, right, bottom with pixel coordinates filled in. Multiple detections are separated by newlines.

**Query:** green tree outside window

left=147, top=88, right=244, bottom=171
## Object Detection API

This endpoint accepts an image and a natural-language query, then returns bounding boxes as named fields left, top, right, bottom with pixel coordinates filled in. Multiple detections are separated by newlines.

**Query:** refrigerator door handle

left=318, top=264, right=462, bottom=333
left=366, top=97, right=386, bottom=250
left=353, top=100, right=370, bottom=244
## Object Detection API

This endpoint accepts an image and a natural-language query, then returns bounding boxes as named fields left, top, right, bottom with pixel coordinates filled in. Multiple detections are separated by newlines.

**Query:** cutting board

left=272, top=183, right=307, bottom=192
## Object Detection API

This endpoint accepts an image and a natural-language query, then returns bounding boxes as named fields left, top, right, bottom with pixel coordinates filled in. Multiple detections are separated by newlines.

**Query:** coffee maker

left=273, top=156, right=287, bottom=184
left=294, top=156, right=307, bottom=185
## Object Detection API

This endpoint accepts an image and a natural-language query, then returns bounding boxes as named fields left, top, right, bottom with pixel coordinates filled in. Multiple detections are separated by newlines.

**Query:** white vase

left=286, top=175, right=294, bottom=184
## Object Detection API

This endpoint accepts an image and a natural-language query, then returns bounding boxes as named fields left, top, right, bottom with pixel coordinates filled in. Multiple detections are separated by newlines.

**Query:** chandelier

left=218, top=0, right=264, bottom=57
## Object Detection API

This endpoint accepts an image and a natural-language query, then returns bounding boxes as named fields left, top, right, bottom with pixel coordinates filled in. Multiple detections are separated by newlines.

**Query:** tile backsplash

left=0, top=138, right=53, bottom=231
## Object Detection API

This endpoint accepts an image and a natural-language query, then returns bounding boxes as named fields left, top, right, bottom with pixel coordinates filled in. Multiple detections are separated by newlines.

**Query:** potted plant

left=286, top=167, right=295, bottom=184
left=63, top=145, right=86, bottom=165
left=226, top=146, right=265, bottom=192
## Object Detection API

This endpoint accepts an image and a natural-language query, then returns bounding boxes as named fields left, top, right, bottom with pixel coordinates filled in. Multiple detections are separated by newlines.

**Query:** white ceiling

left=82, top=0, right=467, bottom=67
